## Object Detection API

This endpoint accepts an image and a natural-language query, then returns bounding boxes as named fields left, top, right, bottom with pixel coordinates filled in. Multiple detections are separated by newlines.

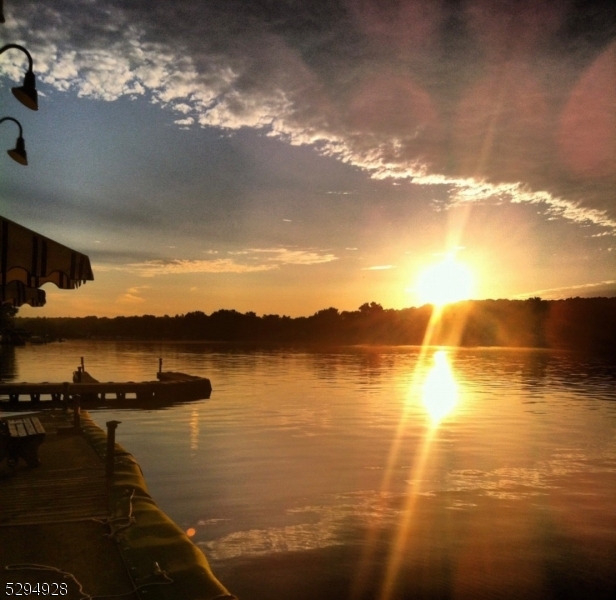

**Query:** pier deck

left=0, top=410, right=234, bottom=600
left=0, top=410, right=137, bottom=598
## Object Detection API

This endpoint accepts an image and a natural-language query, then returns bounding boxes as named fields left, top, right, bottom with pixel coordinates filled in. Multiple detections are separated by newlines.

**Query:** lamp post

left=0, top=116, right=27, bottom=165
left=0, top=43, right=38, bottom=110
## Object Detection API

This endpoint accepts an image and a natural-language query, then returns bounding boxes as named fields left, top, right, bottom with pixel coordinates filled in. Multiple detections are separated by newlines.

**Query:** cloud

left=119, top=247, right=338, bottom=276
left=248, top=248, right=338, bottom=265
left=115, top=284, right=150, bottom=303
left=116, top=291, right=146, bottom=304
left=3, top=1, right=615, bottom=234
left=174, top=117, right=194, bottom=126
left=446, top=178, right=616, bottom=234
left=363, top=265, right=395, bottom=270
left=516, top=280, right=616, bottom=299
left=117, top=293, right=145, bottom=304
left=125, top=259, right=273, bottom=277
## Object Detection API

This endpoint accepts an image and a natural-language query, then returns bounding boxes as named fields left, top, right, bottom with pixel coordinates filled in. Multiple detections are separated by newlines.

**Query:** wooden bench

left=0, top=416, right=46, bottom=468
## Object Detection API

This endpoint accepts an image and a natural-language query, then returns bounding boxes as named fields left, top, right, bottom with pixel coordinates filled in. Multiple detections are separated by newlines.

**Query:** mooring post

left=106, top=420, right=122, bottom=479
left=62, top=382, right=69, bottom=411
left=159, top=357, right=163, bottom=373
left=81, top=356, right=85, bottom=370
left=73, top=394, right=81, bottom=429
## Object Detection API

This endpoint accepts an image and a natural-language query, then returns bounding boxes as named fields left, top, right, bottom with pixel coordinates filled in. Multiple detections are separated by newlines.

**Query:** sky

left=1, top=0, right=615, bottom=318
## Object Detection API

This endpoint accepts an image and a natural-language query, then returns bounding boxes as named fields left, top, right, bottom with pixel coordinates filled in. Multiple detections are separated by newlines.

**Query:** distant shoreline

left=11, top=297, right=616, bottom=353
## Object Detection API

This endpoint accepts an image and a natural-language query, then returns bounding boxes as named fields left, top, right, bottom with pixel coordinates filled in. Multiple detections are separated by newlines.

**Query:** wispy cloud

left=516, top=280, right=616, bottom=299
left=116, top=285, right=150, bottom=304
left=119, top=247, right=337, bottom=277
left=363, top=265, right=395, bottom=271
left=247, top=248, right=337, bottom=265
left=126, top=259, right=273, bottom=277
left=446, top=178, right=616, bottom=234
left=116, top=293, right=146, bottom=304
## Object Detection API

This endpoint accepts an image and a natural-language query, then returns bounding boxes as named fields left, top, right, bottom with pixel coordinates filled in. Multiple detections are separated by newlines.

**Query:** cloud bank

left=3, top=0, right=615, bottom=234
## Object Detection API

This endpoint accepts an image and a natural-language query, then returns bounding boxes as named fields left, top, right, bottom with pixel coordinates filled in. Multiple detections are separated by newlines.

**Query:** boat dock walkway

left=0, top=371, right=212, bottom=405
left=0, top=410, right=134, bottom=598
left=0, top=410, right=235, bottom=600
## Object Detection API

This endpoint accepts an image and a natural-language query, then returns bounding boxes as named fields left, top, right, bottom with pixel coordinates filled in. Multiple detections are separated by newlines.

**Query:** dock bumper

left=79, top=411, right=235, bottom=600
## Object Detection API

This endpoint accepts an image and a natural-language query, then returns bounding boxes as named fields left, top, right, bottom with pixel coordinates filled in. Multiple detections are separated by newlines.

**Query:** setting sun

left=415, top=254, right=475, bottom=307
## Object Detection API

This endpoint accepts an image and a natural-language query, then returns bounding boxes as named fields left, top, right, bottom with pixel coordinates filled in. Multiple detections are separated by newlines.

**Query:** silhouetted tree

left=0, top=304, right=18, bottom=335
left=15, top=297, right=616, bottom=353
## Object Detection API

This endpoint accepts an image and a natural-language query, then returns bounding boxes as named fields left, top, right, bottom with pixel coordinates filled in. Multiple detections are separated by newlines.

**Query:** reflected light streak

left=378, top=350, right=458, bottom=600
left=422, top=350, right=458, bottom=424
left=189, top=408, right=200, bottom=452
left=355, top=218, right=471, bottom=598
left=353, top=301, right=463, bottom=600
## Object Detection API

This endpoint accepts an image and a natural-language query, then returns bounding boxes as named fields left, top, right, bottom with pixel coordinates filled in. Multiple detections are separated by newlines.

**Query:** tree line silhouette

left=12, top=297, right=616, bottom=352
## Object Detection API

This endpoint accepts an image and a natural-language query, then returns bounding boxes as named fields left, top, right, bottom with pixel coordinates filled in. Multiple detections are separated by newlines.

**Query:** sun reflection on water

left=189, top=408, right=200, bottom=453
left=354, top=348, right=463, bottom=600
left=422, top=350, right=458, bottom=425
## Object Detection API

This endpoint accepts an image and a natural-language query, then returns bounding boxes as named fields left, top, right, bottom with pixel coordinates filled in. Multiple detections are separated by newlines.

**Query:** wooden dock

left=0, top=410, right=234, bottom=600
left=0, top=370, right=212, bottom=407
left=0, top=410, right=133, bottom=598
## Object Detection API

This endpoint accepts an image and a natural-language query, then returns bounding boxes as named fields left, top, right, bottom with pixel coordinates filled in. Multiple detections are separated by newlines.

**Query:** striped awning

left=0, top=280, right=46, bottom=307
left=1, top=215, right=94, bottom=307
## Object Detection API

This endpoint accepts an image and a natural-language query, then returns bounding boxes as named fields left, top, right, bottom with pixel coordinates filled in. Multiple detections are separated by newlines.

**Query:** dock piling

left=73, top=394, right=81, bottom=429
left=62, top=382, right=70, bottom=411
left=106, top=420, right=122, bottom=479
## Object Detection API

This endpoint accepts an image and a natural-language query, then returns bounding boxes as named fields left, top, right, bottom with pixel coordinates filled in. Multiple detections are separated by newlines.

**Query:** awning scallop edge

left=1, top=280, right=46, bottom=307
left=1, top=215, right=93, bottom=307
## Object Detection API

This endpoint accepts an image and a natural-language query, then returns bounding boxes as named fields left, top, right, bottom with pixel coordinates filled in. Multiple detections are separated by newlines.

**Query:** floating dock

left=0, top=367, right=212, bottom=407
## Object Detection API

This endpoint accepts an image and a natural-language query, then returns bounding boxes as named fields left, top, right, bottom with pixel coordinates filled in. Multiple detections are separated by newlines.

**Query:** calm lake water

left=2, top=341, right=616, bottom=599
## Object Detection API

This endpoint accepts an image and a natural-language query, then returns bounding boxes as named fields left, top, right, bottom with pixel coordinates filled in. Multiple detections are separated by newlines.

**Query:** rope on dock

left=92, top=488, right=136, bottom=539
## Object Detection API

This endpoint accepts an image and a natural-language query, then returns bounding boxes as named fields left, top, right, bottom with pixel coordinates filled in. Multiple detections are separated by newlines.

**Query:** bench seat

left=1, top=415, right=46, bottom=468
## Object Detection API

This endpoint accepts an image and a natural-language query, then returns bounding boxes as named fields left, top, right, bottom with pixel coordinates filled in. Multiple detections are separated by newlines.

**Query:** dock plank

left=0, top=412, right=108, bottom=525
left=0, top=411, right=138, bottom=599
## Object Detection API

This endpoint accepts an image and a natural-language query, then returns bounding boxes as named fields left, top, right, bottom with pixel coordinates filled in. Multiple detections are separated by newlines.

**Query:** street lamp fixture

left=0, top=43, right=38, bottom=110
left=0, top=116, right=27, bottom=165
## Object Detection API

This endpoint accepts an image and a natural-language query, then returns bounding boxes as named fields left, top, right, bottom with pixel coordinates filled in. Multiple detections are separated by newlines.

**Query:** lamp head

left=12, top=69, right=38, bottom=111
left=7, top=135, right=27, bottom=166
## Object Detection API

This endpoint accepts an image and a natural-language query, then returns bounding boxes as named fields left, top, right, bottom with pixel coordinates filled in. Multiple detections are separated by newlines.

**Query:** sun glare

left=415, top=254, right=474, bottom=307
left=422, top=350, right=458, bottom=424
